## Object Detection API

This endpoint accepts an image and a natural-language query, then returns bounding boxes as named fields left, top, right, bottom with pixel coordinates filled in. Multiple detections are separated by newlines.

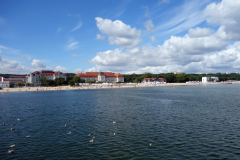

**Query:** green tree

left=54, top=78, right=66, bottom=86
left=165, top=74, right=176, bottom=83
left=46, top=80, right=54, bottom=86
left=68, top=80, right=75, bottom=86
left=86, top=80, right=95, bottom=83
left=39, top=76, right=47, bottom=86
left=133, top=77, right=142, bottom=83
left=73, top=76, right=81, bottom=83
left=17, top=82, right=24, bottom=87
left=142, top=72, right=154, bottom=78
left=176, top=73, right=187, bottom=83
left=26, top=83, right=31, bottom=87
left=10, top=83, right=14, bottom=88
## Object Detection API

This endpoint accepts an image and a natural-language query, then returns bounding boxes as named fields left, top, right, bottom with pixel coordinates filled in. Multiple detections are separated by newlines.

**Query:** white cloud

left=70, top=54, right=77, bottom=57
left=0, top=58, right=32, bottom=74
left=55, top=66, right=69, bottom=73
left=72, top=68, right=83, bottom=73
left=95, top=17, right=142, bottom=48
left=96, top=34, right=105, bottom=40
left=31, top=59, right=46, bottom=68
left=71, top=21, right=83, bottom=32
left=144, top=20, right=154, bottom=32
left=202, top=0, right=240, bottom=41
left=66, top=41, right=78, bottom=50
left=188, top=27, right=215, bottom=38
left=150, top=36, right=156, bottom=42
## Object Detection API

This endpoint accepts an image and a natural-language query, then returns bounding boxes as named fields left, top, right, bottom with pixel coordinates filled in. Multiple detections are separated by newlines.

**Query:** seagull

left=92, top=136, right=95, bottom=140
left=26, top=135, right=30, bottom=138
left=13, top=123, right=15, bottom=126
left=149, top=143, right=152, bottom=147
left=72, top=125, right=75, bottom=128
left=89, top=139, right=94, bottom=143
left=114, top=133, right=116, bottom=136
left=65, top=124, right=67, bottom=127
left=88, top=134, right=91, bottom=137
left=11, top=128, right=15, bottom=130
left=18, top=119, right=20, bottom=121
left=10, top=144, right=15, bottom=148
left=3, top=122, right=5, bottom=125
left=67, top=132, right=71, bottom=135
left=113, top=121, right=116, bottom=124
left=8, top=150, right=14, bottom=154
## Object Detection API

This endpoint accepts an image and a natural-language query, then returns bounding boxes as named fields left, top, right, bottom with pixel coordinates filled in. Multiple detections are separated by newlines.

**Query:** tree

left=68, top=80, right=75, bottom=86
left=54, top=78, right=66, bottom=86
left=142, top=72, right=154, bottom=78
left=133, top=77, right=142, bottom=83
left=26, top=83, right=31, bottom=87
left=165, top=74, right=176, bottom=83
left=73, top=76, right=81, bottom=83
left=46, top=80, right=54, bottom=86
left=39, top=76, right=47, bottom=86
left=10, top=83, right=14, bottom=88
left=17, top=82, right=24, bottom=87
left=176, top=73, right=187, bottom=83
left=86, top=80, right=95, bottom=83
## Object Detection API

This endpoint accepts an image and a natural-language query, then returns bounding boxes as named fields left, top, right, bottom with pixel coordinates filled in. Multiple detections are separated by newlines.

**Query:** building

left=174, top=72, right=181, bottom=74
left=27, top=70, right=66, bottom=86
left=226, top=71, right=232, bottom=74
left=75, top=71, right=124, bottom=83
left=141, top=78, right=167, bottom=83
left=8, top=76, right=27, bottom=87
left=202, top=77, right=219, bottom=83
left=0, top=76, right=10, bottom=88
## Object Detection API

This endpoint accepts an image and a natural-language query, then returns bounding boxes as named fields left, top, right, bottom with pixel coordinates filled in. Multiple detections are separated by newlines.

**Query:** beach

left=0, top=82, right=238, bottom=93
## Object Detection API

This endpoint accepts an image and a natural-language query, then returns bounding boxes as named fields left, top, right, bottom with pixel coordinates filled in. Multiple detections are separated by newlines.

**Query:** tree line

left=123, top=72, right=240, bottom=83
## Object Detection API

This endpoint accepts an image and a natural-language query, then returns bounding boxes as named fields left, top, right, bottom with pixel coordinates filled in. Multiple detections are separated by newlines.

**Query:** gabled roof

left=9, top=76, right=26, bottom=78
left=0, top=76, right=9, bottom=81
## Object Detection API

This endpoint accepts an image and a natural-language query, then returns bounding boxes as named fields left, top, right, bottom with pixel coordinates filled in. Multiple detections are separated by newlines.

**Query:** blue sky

left=1, top=0, right=240, bottom=74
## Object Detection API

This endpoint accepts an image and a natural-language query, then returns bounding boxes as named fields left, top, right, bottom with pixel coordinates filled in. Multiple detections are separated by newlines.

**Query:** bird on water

left=149, top=143, right=152, bottom=147
left=67, top=132, right=71, bottom=135
left=8, top=150, right=14, bottom=154
left=26, top=135, right=30, bottom=138
left=10, top=144, right=15, bottom=148
left=113, top=121, right=116, bottom=124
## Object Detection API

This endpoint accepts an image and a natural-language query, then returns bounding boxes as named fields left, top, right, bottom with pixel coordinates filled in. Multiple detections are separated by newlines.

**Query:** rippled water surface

left=1, top=84, right=240, bottom=159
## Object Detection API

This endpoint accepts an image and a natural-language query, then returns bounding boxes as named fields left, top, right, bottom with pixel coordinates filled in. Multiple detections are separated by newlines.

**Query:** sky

left=0, top=0, right=240, bottom=74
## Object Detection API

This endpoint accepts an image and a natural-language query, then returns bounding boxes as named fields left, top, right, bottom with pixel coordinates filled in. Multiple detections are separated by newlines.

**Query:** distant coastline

left=0, top=82, right=239, bottom=93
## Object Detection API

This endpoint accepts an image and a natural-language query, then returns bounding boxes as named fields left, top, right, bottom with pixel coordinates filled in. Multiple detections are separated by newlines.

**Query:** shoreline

left=0, top=82, right=239, bottom=93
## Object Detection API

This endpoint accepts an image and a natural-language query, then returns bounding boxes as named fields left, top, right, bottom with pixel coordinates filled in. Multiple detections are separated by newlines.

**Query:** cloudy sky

left=0, top=0, right=240, bottom=74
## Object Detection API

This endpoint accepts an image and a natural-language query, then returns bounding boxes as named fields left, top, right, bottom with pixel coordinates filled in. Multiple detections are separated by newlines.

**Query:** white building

left=27, top=70, right=66, bottom=86
left=0, top=76, right=10, bottom=88
left=8, top=76, right=27, bottom=87
left=75, top=71, right=124, bottom=83
left=202, top=77, right=219, bottom=83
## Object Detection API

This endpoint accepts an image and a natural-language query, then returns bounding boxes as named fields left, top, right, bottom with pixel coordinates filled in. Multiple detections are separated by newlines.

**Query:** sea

left=1, top=84, right=240, bottom=159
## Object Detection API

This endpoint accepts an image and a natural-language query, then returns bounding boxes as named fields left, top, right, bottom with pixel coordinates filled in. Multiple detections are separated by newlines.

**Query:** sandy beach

left=0, top=82, right=239, bottom=93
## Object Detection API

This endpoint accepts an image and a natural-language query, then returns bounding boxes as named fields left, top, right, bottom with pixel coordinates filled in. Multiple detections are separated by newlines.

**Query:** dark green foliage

left=68, top=80, right=75, bottom=86
left=72, top=76, right=81, bottom=83
left=39, top=76, right=47, bottom=86
left=86, top=80, right=95, bottom=83
left=10, top=83, right=14, bottom=88
left=46, top=80, right=54, bottom=86
left=54, top=78, right=66, bottom=86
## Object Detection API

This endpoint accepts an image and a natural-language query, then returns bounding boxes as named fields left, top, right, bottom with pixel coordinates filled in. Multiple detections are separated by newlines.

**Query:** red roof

left=0, top=76, right=9, bottom=81
left=75, top=72, right=124, bottom=78
left=9, top=76, right=26, bottom=78
left=29, top=71, right=66, bottom=76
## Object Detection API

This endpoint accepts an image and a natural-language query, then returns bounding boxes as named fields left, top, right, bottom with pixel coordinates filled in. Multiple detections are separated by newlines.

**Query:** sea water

left=1, top=84, right=240, bottom=159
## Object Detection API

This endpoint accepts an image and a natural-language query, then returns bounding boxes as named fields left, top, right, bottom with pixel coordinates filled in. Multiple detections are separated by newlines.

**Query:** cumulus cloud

left=55, top=66, right=69, bottom=73
left=150, top=36, right=156, bottom=42
left=96, top=34, right=105, bottom=40
left=95, top=17, right=142, bottom=48
left=31, top=59, right=46, bottom=68
left=202, top=0, right=240, bottom=41
left=144, top=20, right=154, bottom=32
left=188, top=27, right=215, bottom=38
left=0, top=58, right=32, bottom=74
